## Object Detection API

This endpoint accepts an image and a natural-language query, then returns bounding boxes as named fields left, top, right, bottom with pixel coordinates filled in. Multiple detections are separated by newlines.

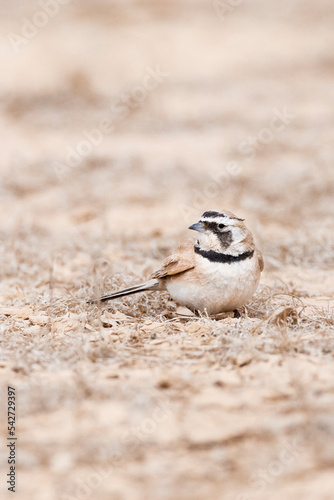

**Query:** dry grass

left=1, top=1, right=334, bottom=499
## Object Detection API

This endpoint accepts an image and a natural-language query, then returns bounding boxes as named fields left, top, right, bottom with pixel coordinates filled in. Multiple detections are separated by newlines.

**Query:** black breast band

left=195, top=246, right=254, bottom=264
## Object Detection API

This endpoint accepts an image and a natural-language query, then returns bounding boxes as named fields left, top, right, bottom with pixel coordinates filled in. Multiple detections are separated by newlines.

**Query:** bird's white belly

left=165, top=255, right=260, bottom=314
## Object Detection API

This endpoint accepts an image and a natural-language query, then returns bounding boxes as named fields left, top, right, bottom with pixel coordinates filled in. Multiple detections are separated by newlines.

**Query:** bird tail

left=87, top=279, right=160, bottom=304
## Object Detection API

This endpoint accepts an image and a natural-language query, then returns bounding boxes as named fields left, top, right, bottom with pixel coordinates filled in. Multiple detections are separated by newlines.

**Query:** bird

left=88, top=210, right=264, bottom=316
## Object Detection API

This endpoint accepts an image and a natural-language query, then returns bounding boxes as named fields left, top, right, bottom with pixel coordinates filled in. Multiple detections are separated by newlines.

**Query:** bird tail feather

left=88, top=279, right=159, bottom=304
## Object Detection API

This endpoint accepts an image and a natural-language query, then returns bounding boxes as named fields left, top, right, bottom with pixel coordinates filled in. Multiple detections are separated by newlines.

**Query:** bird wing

left=150, top=239, right=196, bottom=279
left=257, top=249, right=264, bottom=272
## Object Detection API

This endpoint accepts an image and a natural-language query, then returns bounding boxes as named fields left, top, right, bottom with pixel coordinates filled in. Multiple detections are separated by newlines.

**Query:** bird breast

left=165, top=253, right=261, bottom=314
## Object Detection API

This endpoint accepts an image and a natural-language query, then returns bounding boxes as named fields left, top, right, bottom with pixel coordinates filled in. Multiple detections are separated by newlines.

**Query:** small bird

left=89, top=210, right=264, bottom=316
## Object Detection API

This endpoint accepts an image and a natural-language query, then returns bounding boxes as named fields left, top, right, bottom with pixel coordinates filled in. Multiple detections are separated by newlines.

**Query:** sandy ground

left=1, top=1, right=334, bottom=499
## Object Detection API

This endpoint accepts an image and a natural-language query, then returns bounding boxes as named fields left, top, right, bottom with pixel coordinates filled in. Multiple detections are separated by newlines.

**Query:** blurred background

left=1, top=1, right=334, bottom=500
left=1, top=0, right=334, bottom=254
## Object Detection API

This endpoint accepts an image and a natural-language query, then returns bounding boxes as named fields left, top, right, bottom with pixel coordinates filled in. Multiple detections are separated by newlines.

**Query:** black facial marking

left=202, top=211, right=223, bottom=219
left=201, top=211, right=244, bottom=221
left=202, top=221, right=233, bottom=249
left=217, top=230, right=233, bottom=249
left=195, top=247, right=254, bottom=264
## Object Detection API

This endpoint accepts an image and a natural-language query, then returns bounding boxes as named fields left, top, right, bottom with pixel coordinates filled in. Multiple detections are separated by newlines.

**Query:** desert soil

left=1, top=1, right=334, bottom=499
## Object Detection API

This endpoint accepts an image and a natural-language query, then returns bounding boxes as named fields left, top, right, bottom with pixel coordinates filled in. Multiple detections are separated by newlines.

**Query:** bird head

left=189, top=210, right=253, bottom=255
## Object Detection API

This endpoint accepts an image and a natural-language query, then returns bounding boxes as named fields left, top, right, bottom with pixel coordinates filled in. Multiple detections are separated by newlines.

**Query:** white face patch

left=196, top=230, right=225, bottom=252
left=230, top=225, right=245, bottom=242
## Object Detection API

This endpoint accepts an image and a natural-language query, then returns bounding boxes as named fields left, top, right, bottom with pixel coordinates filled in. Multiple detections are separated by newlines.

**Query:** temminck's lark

left=89, top=210, right=264, bottom=316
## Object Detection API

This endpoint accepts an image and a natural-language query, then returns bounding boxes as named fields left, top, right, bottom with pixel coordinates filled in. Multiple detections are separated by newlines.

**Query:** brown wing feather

left=150, top=239, right=195, bottom=279
left=257, top=250, right=264, bottom=272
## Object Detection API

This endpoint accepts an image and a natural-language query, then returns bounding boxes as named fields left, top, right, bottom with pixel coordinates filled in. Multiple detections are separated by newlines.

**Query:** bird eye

left=218, top=223, right=225, bottom=229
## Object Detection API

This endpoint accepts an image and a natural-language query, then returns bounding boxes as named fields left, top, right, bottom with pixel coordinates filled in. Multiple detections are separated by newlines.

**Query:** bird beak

left=188, top=222, right=205, bottom=233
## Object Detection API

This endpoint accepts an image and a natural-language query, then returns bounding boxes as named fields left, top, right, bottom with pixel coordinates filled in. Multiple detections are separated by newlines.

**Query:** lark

left=89, top=210, right=264, bottom=316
